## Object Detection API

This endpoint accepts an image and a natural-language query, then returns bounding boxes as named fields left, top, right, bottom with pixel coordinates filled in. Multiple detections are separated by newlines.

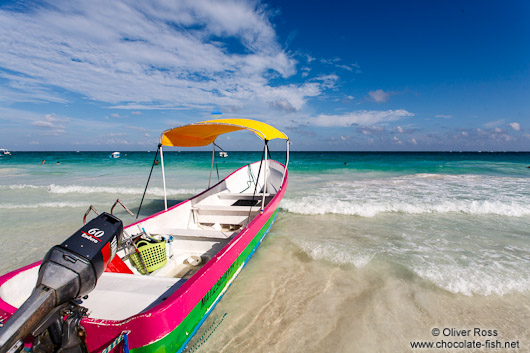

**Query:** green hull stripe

left=131, top=209, right=278, bottom=353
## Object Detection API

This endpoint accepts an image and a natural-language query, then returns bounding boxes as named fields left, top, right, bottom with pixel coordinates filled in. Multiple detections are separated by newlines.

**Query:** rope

left=213, top=142, right=225, bottom=153
left=185, top=313, right=228, bottom=353
left=240, top=164, right=255, bottom=193
left=216, top=162, right=219, bottom=181
left=213, top=142, right=223, bottom=182
left=99, top=331, right=130, bottom=353
left=137, top=144, right=161, bottom=219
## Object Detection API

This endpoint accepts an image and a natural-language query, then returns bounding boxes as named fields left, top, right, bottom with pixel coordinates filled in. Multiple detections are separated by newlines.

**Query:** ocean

left=1, top=151, right=529, bottom=352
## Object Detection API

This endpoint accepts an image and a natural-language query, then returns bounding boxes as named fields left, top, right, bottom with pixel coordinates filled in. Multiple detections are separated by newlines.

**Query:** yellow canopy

left=161, top=118, right=289, bottom=147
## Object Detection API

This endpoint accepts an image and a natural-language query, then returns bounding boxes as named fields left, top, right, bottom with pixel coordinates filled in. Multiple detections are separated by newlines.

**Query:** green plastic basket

left=130, top=240, right=167, bottom=274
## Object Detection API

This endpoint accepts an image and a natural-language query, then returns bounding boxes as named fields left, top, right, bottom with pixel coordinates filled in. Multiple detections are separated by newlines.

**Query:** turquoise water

left=1, top=151, right=529, bottom=351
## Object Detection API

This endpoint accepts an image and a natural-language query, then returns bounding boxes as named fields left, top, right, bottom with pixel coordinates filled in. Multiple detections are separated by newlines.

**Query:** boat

left=219, top=151, right=228, bottom=158
left=0, top=149, right=11, bottom=156
left=0, top=119, right=289, bottom=353
left=110, top=151, right=121, bottom=159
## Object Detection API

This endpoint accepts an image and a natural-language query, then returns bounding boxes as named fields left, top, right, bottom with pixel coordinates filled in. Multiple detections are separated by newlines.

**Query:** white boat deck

left=82, top=273, right=184, bottom=320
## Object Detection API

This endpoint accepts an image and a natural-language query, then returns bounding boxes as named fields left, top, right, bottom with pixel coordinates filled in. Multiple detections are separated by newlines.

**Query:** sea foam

left=295, top=240, right=530, bottom=296
left=282, top=174, right=530, bottom=217
left=48, top=184, right=202, bottom=196
left=2, top=184, right=201, bottom=197
left=0, top=202, right=88, bottom=209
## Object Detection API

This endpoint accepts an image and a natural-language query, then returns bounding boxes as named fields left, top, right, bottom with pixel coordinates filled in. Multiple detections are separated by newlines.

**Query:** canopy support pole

left=280, top=140, right=289, bottom=189
left=160, top=146, right=168, bottom=210
left=137, top=144, right=161, bottom=219
left=208, top=143, right=215, bottom=189
left=262, top=141, right=268, bottom=211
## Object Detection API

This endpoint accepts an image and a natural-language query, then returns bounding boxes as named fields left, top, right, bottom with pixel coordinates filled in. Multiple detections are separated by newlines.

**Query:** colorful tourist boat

left=0, top=119, right=289, bottom=353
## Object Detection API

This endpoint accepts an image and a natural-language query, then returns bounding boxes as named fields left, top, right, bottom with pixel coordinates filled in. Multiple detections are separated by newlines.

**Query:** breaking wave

left=0, top=202, right=88, bottom=209
left=47, top=184, right=201, bottom=197
left=282, top=174, right=530, bottom=217
left=298, top=240, right=375, bottom=268
left=2, top=184, right=201, bottom=197
left=296, top=241, right=530, bottom=296
left=413, top=264, right=530, bottom=296
left=281, top=198, right=530, bottom=217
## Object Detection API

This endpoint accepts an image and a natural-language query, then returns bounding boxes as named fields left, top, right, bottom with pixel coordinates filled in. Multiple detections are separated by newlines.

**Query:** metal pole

left=160, top=146, right=168, bottom=210
left=280, top=140, right=289, bottom=188
left=262, top=141, right=268, bottom=210
left=209, top=143, right=215, bottom=188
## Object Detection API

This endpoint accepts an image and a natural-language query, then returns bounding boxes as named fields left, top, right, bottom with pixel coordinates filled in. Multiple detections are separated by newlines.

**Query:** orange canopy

left=161, top=119, right=288, bottom=147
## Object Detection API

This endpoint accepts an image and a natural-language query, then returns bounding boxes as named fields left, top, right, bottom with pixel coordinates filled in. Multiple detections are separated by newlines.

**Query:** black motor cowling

left=0, top=213, right=123, bottom=353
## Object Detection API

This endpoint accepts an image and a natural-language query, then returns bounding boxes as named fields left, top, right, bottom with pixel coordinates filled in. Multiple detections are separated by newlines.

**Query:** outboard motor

left=0, top=213, right=123, bottom=353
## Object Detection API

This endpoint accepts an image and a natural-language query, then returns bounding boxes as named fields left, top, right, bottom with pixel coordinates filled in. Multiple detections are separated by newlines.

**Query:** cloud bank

left=0, top=0, right=322, bottom=112
left=313, top=110, right=414, bottom=127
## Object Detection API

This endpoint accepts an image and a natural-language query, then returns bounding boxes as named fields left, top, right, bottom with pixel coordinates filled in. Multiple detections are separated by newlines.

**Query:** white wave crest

left=413, top=264, right=530, bottom=296
left=295, top=240, right=529, bottom=296
left=48, top=184, right=201, bottom=197
left=281, top=198, right=530, bottom=217
left=298, top=241, right=374, bottom=268
left=2, top=184, right=44, bottom=190
left=1, top=184, right=201, bottom=196
left=282, top=173, right=530, bottom=217
left=0, top=202, right=88, bottom=209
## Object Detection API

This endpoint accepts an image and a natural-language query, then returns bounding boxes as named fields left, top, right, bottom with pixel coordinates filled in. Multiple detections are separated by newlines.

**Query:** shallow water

left=1, top=151, right=529, bottom=352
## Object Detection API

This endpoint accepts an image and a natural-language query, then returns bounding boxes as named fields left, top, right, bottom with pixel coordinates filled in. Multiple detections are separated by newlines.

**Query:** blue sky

left=0, top=0, right=529, bottom=151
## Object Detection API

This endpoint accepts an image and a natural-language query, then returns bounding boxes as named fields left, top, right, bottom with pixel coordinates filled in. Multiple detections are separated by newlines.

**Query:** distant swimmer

left=155, top=160, right=159, bottom=165
left=56, top=161, right=60, bottom=165
left=42, top=160, right=45, bottom=165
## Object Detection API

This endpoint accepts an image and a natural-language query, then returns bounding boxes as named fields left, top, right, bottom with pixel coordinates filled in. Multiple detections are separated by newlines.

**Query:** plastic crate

left=130, top=240, right=167, bottom=274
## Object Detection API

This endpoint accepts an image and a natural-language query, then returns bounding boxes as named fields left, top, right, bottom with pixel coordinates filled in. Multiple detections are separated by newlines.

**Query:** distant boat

left=0, top=149, right=11, bottom=156
left=110, top=151, right=120, bottom=159
left=219, top=151, right=228, bottom=158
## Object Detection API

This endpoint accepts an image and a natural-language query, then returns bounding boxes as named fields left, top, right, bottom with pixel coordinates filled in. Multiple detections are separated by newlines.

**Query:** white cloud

left=313, top=110, right=414, bottom=127
left=312, top=74, right=339, bottom=89
left=0, top=0, right=321, bottom=112
left=268, top=99, right=296, bottom=113
left=509, top=122, right=521, bottom=131
left=409, top=138, right=417, bottom=145
left=435, top=114, right=452, bottom=119
left=368, top=89, right=390, bottom=103
left=30, top=114, right=69, bottom=135
left=483, top=119, right=504, bottom=128
left=392, top=136, right=402, bottom=144
left=397, top=126, right=404, bottom=133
